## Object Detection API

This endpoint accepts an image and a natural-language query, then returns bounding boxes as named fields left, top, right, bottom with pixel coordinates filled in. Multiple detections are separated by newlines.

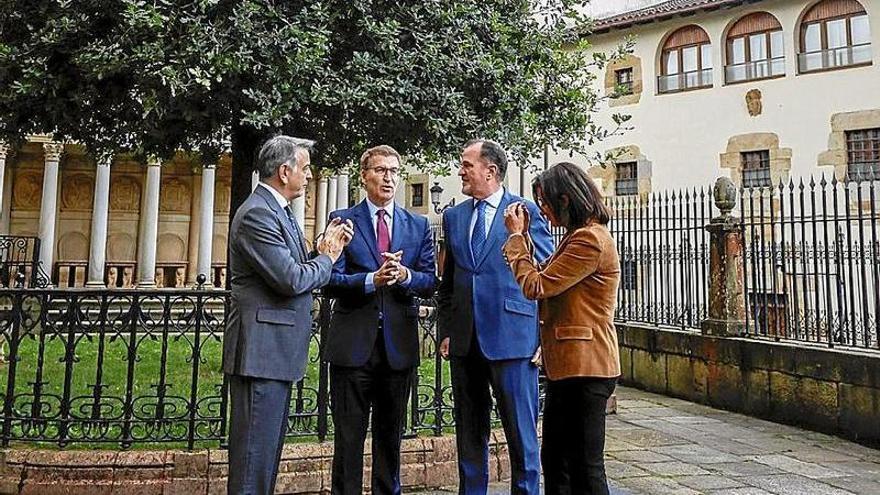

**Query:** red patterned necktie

left=376, top=209, right=391, bottom=254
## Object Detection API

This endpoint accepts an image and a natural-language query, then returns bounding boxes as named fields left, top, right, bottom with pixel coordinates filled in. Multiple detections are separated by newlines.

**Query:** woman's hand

left=504, top=202, right=528, bottom=235
left=530, top=346, right=543, bottom=367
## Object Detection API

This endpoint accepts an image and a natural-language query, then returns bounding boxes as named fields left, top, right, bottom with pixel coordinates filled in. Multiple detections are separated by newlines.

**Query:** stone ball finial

left=713, top=176, right=737, bottom=216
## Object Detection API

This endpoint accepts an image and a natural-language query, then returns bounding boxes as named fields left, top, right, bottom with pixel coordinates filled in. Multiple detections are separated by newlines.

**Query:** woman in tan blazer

left=502, top=161, right=620, bottom=495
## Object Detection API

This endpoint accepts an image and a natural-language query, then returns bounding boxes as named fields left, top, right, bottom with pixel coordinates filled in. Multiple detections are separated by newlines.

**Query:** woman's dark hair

left=532, top=162, right=611, bottom=227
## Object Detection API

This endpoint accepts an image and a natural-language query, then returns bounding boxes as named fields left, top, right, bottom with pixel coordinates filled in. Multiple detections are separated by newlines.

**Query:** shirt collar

left=258, top=182, right=290, bottom=210
left=366, top=199, right=395, bottom=219
left=475, top=187, right=504, bottom=210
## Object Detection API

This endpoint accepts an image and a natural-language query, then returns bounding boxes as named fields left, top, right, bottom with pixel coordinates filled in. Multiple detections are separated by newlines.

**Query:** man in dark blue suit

left=224, top=136, right=353, bottom=494
left=437, top=139, right=553, bottom=495
left=324, top=145, right=437, bottom=494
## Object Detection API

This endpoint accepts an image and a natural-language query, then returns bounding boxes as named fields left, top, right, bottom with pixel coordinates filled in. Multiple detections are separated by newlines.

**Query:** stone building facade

left=0, top=137, right=353, bottom=288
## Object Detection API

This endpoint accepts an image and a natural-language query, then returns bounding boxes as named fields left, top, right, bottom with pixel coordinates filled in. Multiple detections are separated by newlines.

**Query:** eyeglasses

left=367, top=166, right=400, bottom=177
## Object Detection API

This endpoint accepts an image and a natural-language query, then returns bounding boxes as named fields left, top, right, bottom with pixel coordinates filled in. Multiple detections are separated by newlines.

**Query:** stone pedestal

left=702, top=177, right=746, bottom=337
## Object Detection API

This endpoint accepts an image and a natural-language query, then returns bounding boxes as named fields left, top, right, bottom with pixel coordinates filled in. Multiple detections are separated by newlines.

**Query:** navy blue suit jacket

left=323, top=201, right=437, bottom=370
left=437, top=189, right=553, bottom=359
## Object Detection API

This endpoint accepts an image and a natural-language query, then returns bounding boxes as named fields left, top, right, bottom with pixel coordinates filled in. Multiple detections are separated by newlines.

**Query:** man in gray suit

left=223, top=135, right=352, bottom=495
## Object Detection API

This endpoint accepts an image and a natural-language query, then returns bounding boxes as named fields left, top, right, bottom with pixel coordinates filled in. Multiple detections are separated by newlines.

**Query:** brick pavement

left=417, top=386, right=880, bottom=494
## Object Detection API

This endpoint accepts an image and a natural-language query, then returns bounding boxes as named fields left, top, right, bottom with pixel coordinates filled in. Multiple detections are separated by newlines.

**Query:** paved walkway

left=418, top=386, right=880, bottom=494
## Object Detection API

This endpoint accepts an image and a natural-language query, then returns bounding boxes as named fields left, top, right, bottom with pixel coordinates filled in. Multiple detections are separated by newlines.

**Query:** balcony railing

left=798, top=43, right=872, bottom=73
left=725, top=57, right=785, bottom=84
left=657, top=68, right=713, bottom=94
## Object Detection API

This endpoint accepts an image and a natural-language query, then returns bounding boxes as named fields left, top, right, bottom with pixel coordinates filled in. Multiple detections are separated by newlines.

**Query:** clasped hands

left=374, top=250, right=408, bottom=287
left=317, top=218, right=354, bottom=263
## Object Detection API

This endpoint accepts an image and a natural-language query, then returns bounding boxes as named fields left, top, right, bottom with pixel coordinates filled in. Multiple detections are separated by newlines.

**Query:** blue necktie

left=471, top=200, right=487, bottom=262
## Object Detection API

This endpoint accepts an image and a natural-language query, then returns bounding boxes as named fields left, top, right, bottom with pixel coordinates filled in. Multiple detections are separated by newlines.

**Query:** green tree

left=0, top=0, right=629, bottom=216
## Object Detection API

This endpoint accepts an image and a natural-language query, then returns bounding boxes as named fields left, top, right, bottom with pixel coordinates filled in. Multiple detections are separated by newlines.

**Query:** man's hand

left=317, top=218, right=353, bottom=263
left=439, top=337, right=450, bottom=360
left=382, top=251, right=409, bottom=284
left=374, top=250, right=403, bottom=287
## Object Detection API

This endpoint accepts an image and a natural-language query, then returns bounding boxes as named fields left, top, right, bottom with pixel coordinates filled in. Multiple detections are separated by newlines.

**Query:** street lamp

left=430, top=182, right=456, bottom=214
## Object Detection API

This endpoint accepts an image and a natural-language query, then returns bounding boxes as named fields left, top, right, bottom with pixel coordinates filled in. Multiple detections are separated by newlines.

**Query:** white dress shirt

left=364, top=200, right=411, bottom=293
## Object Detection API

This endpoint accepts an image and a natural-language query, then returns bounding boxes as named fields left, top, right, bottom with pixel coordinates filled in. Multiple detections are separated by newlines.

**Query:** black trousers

left=330, top=338, right=414, bottom=495
left=542, top=376, right=617, bottom=495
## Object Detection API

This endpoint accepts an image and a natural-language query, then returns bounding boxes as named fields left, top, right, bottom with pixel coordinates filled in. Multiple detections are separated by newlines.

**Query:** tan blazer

left=502, top=224, right=621, bottom=381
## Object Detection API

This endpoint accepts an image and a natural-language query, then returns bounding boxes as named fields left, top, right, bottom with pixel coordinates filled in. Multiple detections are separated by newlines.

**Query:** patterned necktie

left=471, top=200, right=487, bottom=261
left=376, top=209, right=391, bottom=254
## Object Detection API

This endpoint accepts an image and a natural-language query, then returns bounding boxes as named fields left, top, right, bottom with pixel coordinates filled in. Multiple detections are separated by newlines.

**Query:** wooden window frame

left=799, top=2, right=871, bottom=73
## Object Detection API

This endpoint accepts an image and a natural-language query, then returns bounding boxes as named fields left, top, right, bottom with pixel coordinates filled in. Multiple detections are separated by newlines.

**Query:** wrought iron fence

left=599, top=190, right=715, bottom=329
left=0, top=236, right=47, bottom=288
left=740, top=174, right=880, bottom=349
left=0, top=284, right=455, bottom=448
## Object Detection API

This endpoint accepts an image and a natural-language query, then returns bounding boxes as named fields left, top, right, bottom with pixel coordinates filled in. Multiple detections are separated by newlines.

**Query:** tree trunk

left=230, top=122, right=265, bottom=221
left=227, top=122, right=269, bottom=289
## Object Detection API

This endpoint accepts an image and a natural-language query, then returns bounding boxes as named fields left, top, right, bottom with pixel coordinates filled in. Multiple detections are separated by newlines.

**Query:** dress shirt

left=364, top=200, right=411, bottom=293
left=469, top=187, right=505, bottom=244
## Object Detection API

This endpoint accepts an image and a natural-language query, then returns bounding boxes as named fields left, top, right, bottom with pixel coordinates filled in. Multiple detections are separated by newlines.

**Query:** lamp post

left=430, top=182, right=456, bottom=214
left=429, top=182, right=456, bottom=277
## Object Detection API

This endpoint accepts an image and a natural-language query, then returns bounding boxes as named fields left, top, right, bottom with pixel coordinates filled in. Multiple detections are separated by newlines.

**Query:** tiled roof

left=591, top=0, right=765, bottom=32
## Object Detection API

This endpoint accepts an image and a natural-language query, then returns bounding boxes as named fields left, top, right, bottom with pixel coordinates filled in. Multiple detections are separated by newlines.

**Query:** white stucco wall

left=421, top=0, right=880, bottom=217
left=565, top=0, right=880, bottom=192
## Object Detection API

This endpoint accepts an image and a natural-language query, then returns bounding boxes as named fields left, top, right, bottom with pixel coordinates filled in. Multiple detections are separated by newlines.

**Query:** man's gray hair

left=256, top=135, right=315, bottom=179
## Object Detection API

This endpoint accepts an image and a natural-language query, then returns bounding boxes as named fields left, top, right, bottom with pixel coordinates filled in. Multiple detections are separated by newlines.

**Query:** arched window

left=799, top=0, right=871, bottom=72
left=659, top=25, right=713, bottom=93
left=725, top=12, right=785, bottom=83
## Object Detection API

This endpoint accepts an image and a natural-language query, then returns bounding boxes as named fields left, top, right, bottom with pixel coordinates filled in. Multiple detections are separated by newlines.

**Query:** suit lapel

left=254, top=186, right=301, bottom=258
left=354, top=201, right=382, bottom=266
left=459, top=201, right=476, bottom=271
left=473, top=190, right=512, bottom=270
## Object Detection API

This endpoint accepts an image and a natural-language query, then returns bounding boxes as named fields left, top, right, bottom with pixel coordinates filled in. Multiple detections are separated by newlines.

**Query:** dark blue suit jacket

left=437, top=189, right=553, bottom=360
left=323, top=201, right=437, bottom=370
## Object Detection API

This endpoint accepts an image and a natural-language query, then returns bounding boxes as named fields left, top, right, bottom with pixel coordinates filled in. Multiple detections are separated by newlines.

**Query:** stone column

left=0, top=143, right=9, bottom=235
left=137, top=157, right=161, bottom=288
left=197, top=163, right=216, bottom=284
left=186, top=166, right=203, bottom=286
left=38, top=142, right=64, bottom=279
left=315, top=177, right=328, bottom=239
left=292, top=196, right=306, bottom=230
left=251, top=170, right=259, bottom=191
left=327, top=176, right=338, bottom=214
left=394, top=177, right=406, bottom=205
left=336, top=174, right=350, bottom=209
left=702, top=177, right=746, bottom=337
left=85, top=157, right=112, bottom=287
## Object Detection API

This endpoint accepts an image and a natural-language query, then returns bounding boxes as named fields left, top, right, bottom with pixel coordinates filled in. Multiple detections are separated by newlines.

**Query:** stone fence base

left=0, top=431, right=516, bottom=495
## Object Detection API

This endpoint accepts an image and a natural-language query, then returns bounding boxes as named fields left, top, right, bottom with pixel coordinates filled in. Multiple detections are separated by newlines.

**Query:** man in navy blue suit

left=437, top=139, right=553, bottom=495
left=324, top=145, right=437, bottom=494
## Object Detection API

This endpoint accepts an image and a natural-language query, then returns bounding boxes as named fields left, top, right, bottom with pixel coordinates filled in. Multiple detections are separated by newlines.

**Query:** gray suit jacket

left=222, top=185, right=333, bottom=382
